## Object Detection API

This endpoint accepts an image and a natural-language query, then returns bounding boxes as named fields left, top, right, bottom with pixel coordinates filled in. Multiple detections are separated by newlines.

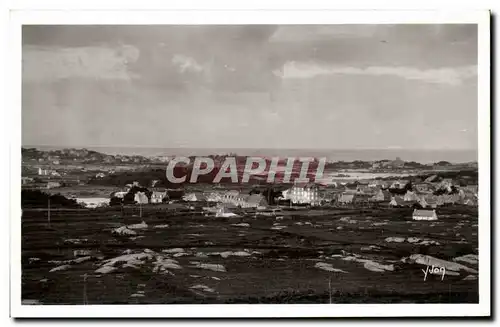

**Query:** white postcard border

left=8, top=9, right=491, bottom=318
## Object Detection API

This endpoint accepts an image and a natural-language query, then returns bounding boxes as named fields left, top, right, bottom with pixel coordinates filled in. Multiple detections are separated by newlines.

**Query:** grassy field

left=21, top=204, right=479, bottom=304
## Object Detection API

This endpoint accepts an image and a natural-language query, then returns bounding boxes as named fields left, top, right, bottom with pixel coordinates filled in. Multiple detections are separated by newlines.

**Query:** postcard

left=9, top=9, right=491, bottom=318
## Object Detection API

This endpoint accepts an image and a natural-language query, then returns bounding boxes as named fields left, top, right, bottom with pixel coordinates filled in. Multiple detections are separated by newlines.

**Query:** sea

left=27, top=146, right=478, bottom=164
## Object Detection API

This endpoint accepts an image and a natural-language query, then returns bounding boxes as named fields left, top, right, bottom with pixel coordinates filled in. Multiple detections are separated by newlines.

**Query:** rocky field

left=21, top=205, right=479, bottom=304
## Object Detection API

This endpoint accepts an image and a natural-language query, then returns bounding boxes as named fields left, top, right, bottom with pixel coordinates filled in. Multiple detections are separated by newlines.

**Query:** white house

left=221, top=190, right=241, bottom=205
left=76, top=197, right=109, bottom=209
left=242, top=194, right=267, bottom=209
left=21, top=177, right=34, bottom=185
left=46, top=181, right=61, bottom=189
left=412, top=209, right=438, bottom=221
left=134, top=192, right=149, bottom=204
left=183, top=192, right=207, bottom=202
left=113, top=191, right=128, bottom=199
left=151, top=191, right=166, bottom=203
left=206, top=192, right=223, bottom=202
left=38, top=168, right=49, bottom=176
left=286, top=182, right=320, bottom=205
left=390, top=180, right=407, bottom=189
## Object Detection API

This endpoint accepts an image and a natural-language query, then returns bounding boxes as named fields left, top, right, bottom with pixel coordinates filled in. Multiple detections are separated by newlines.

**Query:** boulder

left=127, top=221, right=148, bottom=230
left=112, top=226, right=137, bottom=236
left=453, top=254, right=478, bottom=265
left=49, top=264, right=71, bottom=273
left=315, top=262, right=348, bottom=273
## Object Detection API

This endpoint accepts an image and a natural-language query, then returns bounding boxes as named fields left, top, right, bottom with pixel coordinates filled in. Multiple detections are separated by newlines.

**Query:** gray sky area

left=22, top=25, right=478, bottom=150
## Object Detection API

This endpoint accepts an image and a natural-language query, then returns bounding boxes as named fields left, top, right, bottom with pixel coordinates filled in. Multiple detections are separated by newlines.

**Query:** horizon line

left=22, top=145, right=478, bottom=151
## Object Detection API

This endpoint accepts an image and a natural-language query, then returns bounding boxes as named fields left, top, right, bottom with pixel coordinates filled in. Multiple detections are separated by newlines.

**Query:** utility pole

left=329, top=277, right=332, bottom=304
left=47, top=197, right=51, bottom=227
left=82, top=274, right=88, bottom=305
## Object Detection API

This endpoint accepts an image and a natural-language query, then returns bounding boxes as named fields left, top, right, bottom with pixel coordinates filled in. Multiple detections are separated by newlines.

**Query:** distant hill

left=22, top=147, right=151, bottom=165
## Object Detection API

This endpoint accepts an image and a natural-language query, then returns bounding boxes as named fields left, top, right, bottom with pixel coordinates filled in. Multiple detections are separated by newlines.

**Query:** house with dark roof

left=183, top=192, right=207, bottom=202
left=417, top=196, right=428, bottom=208
left=357, top=185, right=376, bottom=195
left=424, top=196, right=438, bottom=208
left=244, top=194, right=268, bottom=209
left=464, top=185, right=478, bottom=195
left=442, top=194, right=460, bottom=205
left=389, top=180, right=408, bottom=189
left=370, top=189, right=391, bottom=202
left=404, top=191, right=419, bottom=202
left=344, top=183, right=361, bottom=192
left=463, top=196, right=478, bottom=206
left=389, top=196, right=406, bottom=207
left=435, top=196, right=445, bottom=206
left=414, top=183, right=433, bottom=193
left=338, top=193, right=355, bottom=204
left=370, top=189, right=385, bottom=202
left=353, top=193, right=373, bottom=205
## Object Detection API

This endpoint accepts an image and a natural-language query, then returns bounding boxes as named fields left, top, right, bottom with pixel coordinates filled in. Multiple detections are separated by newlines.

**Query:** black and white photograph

left=9, top=9, right=491, bottom=318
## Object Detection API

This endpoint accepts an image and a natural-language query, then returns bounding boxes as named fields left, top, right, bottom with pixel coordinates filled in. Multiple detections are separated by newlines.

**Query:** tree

left=123, top=186, right=152, bottom=204
left=109, top=196, right=123, bottom=206
left=404, top=181, right=414, bottom=191
left=22, top=190, right=82, bottom=209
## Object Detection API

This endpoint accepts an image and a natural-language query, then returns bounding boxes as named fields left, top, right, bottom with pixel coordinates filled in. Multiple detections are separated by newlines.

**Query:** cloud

left=269, top=25, right=379, bottom=43
left=171, top=54, right=204, bottom=73
left=274, top=61, right=477, bottom=85
left=23, top=45, right=140, bottom=82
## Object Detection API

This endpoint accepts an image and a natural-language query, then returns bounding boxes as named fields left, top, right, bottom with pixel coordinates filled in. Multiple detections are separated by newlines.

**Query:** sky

left=22, top=25, right=478, bottom=150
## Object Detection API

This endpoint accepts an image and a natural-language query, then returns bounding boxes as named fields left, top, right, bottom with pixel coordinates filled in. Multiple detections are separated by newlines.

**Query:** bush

left=21, top=189, right=82, bottom=209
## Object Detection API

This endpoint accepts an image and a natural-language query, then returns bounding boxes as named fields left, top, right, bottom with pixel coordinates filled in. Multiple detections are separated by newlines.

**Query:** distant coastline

left=23, top=145, right=478, bottom=164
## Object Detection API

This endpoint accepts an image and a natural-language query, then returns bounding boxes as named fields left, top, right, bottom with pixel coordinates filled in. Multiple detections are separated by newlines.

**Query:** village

left=105, top=175, right=477, bottom=224
left=20, top=149, right=479, bottom=224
